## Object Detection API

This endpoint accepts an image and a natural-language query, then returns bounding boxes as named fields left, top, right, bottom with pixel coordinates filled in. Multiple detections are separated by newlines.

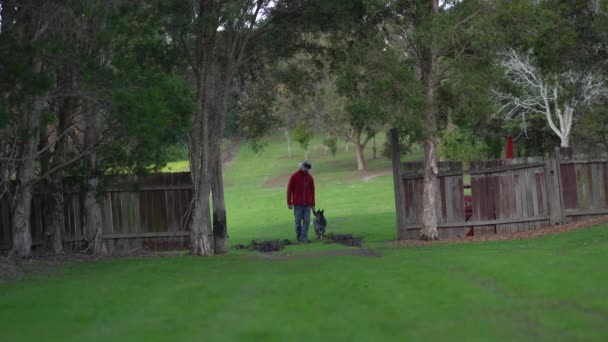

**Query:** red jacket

left=287, top=169, right=315, bottom=207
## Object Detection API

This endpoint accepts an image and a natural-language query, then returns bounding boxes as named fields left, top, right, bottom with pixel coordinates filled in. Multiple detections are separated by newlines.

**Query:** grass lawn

left=1, top=133, right=608, bottom=341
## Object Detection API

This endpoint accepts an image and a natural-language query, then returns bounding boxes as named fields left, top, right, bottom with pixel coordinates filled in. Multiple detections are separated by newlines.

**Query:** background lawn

left=1, top=134, right=608, bottom=341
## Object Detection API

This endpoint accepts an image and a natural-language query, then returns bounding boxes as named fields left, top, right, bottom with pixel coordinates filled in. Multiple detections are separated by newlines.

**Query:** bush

left=324, top=136, right=338, bottom=156
left=293, top=123, right=313, bottom=153
left=574, top=107, right=608, bottom=152
left=438, top=127, right=490, bottom=164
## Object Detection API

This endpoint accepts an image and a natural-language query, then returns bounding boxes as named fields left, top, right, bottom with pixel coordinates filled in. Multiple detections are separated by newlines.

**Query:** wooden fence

left=3, top=148, right=607, bottom=249
left=395, top=148, right=608, bottom=240
left=0, top=172, right=193, bottom=251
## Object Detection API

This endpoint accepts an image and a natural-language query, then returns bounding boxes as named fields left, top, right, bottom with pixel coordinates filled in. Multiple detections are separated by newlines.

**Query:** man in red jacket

left=287, top=160, right=315, bottom=242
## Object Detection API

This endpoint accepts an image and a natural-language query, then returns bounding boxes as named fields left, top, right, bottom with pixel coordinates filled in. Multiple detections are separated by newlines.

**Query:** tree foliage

left=0, top=0, right=194, bottom=256
left=484, top=0, right=608, bottom=153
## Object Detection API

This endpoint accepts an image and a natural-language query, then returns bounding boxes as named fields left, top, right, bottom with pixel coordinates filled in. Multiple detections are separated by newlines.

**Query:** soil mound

left=234, top=239, right=294, bottom=252
left=325, top=233, right=363, bottom=247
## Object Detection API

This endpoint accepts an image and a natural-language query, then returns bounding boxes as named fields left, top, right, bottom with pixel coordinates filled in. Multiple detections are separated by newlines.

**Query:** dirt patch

left=234, top=239, right=295, bottom=252
left=339, top=169, right=391, bottom=183
left=362, top=171, right=391, bottom=182
left=325, top=233, right=363, bottom=247
left=255, top=248, right=381, bottom=260
left=264, top=174, right=291, bottom=188
left=392, top=216, right=608, bottom=247
left=0, top=259, right=20, bottom=282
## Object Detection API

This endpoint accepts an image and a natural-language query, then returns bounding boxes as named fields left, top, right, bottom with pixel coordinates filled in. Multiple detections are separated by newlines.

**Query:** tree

left=166, top=0, right=305, bottom=255
left=438, top=125, right=491, bottom=165
left=61, top=1, right=192, bottom=255
left=293, top=123, right=313, bottom=159
left=481, top=0, right=608, bottom=152
left=494, top=49, right=608, bottom=148
left=0, top=0, right=64, bottom=256
left=236, top=0, right=381, bottom=160
left=0, top=0, right=192, bottom=256
left=335, top=44, right=389, bottom=171
left=575, top=106, right=608, bottom=151
left=383, top=0, right=493, bottom=240
left=304, top=79, right=347, bottom=156
left=269, top=52, right=339, bottom=159
left=332, top=16, right=423, bottom=171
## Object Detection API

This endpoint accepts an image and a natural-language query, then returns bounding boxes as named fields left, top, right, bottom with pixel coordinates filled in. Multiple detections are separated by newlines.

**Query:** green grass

left=2, top=228, right=608, bottom=341
left=162, top=159, right=190, bottom=172
left=2, top=133, right=608, bottom=341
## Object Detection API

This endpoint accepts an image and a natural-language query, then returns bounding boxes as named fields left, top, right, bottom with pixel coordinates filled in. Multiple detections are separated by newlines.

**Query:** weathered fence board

left=1, top=197, right=11, bottom=249
left=399, top=155, right=561, bottom=239
left=561, top=163, right=579, bottom=210
left=0, top=172, right=194, bottom=251
left=401, top=161, right=466, bottom=239
left=558, top=149, right=608, bottom=222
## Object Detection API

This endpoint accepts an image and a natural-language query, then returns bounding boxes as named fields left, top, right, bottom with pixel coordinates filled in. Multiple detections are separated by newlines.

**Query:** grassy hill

left=166, top=133, right=423, bottom=245
left=226, top=133, right=398, bottom=244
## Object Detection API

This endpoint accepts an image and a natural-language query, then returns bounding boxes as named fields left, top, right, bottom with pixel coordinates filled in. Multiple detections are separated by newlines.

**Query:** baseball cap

left=300, top=160, right=313, bottom=170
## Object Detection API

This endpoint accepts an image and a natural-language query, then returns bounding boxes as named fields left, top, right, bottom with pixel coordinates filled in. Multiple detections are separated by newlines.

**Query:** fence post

left=390, top=129, right=407, bottom=239
left=545, top=147, right=564, bottom=225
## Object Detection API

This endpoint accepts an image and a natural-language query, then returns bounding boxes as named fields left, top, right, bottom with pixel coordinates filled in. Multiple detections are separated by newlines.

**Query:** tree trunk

left=83, top=106, right=105, bottom=254
left=10, top=178, right=34, bottom=257
left=419, top=0, right=440, bottom=241
left=211, top=148, right=228, bottom=254
left=37, top=122, right=65, bottom=254
left=372, top=135, right=377, bottom=160
left=211, top=83, right=228, bottom=255
left=46, top=188, right=65, bottom=255
left=560, top=134, right=570, bottom=148
left=390, top=129, right=407, bottom=239
left=420, top=137, right=439, bottom=240
left=189, top=96, right=215, bottom=256
left=84, top=176, right=105, bottom=254
left=284, top=128, right=292, bottom=157
left=190, top=173, right=214, bottom=255
left=10, top=63, right=43, bottom=257
left=44, top=88, right=73, bottom=255
left=188, top=0, right=218, bottom=256
left=188, top=108, right=214, bottom=256
left=355, top=130, right=367, bottom=171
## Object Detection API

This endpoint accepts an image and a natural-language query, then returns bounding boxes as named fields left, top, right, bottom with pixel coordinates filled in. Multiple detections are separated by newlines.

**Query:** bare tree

left=495, top=49, right=608, bottom=148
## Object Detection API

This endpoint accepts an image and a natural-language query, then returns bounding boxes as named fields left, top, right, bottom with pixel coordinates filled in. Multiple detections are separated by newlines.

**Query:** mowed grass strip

left=1, top=226, right=608, bottom=341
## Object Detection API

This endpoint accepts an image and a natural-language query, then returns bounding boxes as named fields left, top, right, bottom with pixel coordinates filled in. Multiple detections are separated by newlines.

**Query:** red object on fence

left=506, top=135, right=514, bottom=159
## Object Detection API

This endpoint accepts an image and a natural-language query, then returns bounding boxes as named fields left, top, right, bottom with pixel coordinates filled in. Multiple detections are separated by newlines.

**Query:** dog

left=312, top=209, right=327, bottom=239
